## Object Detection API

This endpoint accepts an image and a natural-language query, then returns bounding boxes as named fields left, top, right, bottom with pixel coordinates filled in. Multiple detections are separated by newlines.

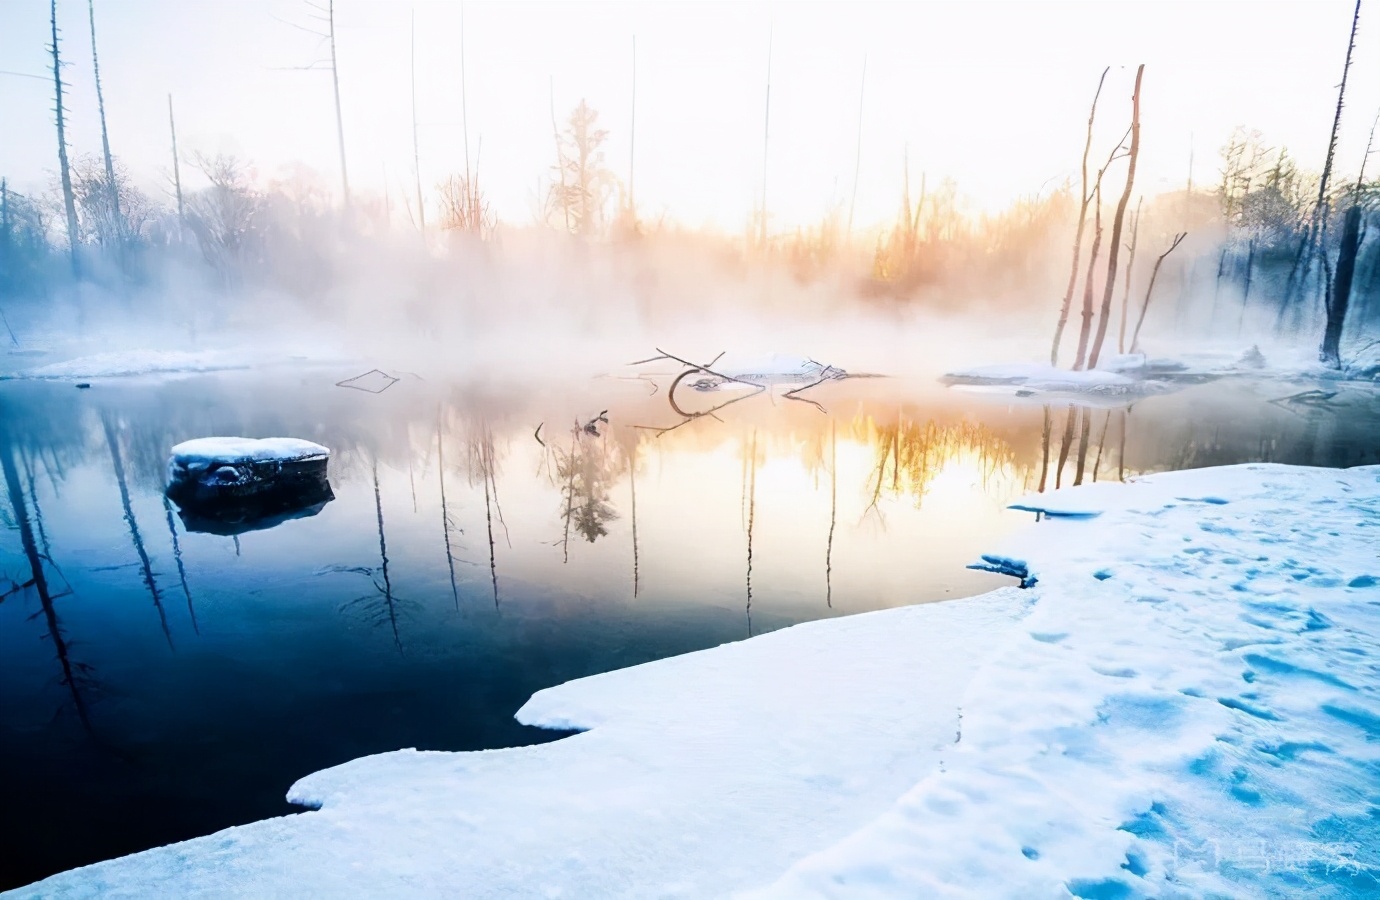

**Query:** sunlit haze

left=1, top=0, right=1375, bottom=231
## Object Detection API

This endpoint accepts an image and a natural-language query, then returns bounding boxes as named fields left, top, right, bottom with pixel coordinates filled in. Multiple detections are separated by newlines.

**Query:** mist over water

left=3, top=355, right=1379, bottom=888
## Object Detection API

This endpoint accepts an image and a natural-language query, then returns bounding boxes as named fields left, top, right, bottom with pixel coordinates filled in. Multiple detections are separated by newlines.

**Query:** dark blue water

left=1, top=367, right=1376, bottom=889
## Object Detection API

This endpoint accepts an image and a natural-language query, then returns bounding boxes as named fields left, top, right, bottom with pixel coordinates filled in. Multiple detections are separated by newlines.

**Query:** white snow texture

left=169, top=437, right=331, bottom=469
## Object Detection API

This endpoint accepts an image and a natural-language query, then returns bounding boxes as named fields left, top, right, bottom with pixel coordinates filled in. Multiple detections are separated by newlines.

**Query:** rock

left=166, top=437, right=333, bottom=533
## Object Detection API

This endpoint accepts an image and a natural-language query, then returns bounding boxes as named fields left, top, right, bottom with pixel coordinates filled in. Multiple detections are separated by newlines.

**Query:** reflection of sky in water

left=1, top=369, right=1377, bottom=888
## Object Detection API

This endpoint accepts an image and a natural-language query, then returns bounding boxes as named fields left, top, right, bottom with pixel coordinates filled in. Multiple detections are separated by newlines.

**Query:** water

left=1, top=365, right=1377, bottom=889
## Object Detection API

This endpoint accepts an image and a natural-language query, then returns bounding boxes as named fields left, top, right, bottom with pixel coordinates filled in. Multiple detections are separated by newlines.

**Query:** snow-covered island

left=9, top=463, right=1378, bottom=898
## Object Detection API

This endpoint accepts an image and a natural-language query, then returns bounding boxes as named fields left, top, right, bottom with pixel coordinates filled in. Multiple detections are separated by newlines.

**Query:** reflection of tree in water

left=1, top=432, right=97, bottom=738
left=449, top=418, right=509, bottom=606
left=851, top=415, right=1023, bottom=519
left=101, top=413, right=175, bottom=650
left=553, top=427, right=623, bottom=552
left=335, top=457, right=409, bottom=650
left=743, top=430, right=758, bottom=636
left=1038, top=404, right=1128, bottom=493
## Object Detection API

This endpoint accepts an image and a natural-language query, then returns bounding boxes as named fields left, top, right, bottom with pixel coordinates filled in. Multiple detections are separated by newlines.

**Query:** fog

left=1, top=2, right=1377, bottom=385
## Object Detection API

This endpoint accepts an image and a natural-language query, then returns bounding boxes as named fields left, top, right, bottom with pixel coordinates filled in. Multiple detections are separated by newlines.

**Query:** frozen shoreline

left=9, top=464, right=1378, bottom=898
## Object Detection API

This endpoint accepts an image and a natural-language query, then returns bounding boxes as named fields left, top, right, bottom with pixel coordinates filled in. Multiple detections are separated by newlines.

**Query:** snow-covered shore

left=10, top=464, right=1378, bottom=898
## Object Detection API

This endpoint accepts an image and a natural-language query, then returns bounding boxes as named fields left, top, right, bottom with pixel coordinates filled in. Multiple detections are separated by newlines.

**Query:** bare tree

left=1051, top=67, right=1108, bottom=365
left=409, top=10, right=426, bottom=237
left=548, top=100, right=615, bottom=237
left=460, top=2, right=472, bottom=191
left=71, top=154, right=153, bottom=247
left=1118, top=197, right=1141, bottom=354
left=327, top=0, right=349, bottom=209
left=548, top=77, right=571, bottom=233
left=87, top=0, right=120, bottom=237
left=275, top=1, right=350, bottom=208
left=1318, top=0, right=1364, bottom=368
left=1089, top=64, right=1144, bottom=370
left=168, top=94, right=186, bottom=235
left=758, top=27, right=773, bottom=253
left=50, top=0, right=80, bottom=275
left=185, top=154, right=261, bottom=283
left=846, top=54, right=867, bottom=241
left=1072, top=182, right=1105, bottom=369
left=437, top=168, right=493, bottom=237
left=1073, top=131, right=1131, bottom=369
left=628, top=35, right=637, bottom=213
left=1130, top=232, right=1187, bottom=353
left=1285, top=0, right=1360, bottom=327
left=1323, top=204, right=1362, bottom=367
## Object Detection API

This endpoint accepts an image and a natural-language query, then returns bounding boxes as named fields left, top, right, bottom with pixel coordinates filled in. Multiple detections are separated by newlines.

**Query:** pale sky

left=0, top=0, right=1374, bottom=233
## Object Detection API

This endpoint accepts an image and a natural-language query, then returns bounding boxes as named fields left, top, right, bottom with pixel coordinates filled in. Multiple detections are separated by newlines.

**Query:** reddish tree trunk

left=1089, top=64, right=1144, bottom=370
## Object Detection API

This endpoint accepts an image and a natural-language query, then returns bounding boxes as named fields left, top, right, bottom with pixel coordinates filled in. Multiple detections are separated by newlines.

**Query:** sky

left=0, top=0, right=1375, bottom=233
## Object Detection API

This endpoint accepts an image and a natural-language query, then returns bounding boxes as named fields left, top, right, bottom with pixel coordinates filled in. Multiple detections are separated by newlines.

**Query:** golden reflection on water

left=849, top=414, right=1028, bottom=513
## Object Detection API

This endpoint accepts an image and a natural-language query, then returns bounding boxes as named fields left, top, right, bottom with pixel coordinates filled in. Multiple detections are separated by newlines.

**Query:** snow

left=7, top=350, right=255, bottom=380
left=11, top=592, right=1028, bottom=898
left=10, top=464, right=1379, bottom=898
left=942, top=362, right=1156, bottom=400
left=753, top=463, right=1380, bottom=898
left=169, top=437, right=330, bottom=473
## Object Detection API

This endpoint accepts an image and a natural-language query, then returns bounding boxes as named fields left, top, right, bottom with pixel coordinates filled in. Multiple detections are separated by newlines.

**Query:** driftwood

left=629, top=349, right=857, bottom=436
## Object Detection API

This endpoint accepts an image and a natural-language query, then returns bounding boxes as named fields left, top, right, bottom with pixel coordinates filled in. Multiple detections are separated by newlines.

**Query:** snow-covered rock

left=169, top=437, right=330, bottom=471
left=166, top=437, right=331, bottom=504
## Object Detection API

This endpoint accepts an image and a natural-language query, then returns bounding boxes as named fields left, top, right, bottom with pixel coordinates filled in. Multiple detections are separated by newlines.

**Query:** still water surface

left=1, top=365, right=1376, bottom=888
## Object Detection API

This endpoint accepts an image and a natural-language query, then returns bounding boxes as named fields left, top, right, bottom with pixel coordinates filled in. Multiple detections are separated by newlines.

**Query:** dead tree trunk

left=328, top=0, right=350, bottom=210
left=1130, top=232, right=1187, bottom=353
left=846, top=55, right=866, bottom=241
left=1118, top=198, right=1142, bottom=353
left=758, top=28, right=773, bottom=254
left=409, top=11, right=426, bottom=238
left=1072, top=183, right=1104, bottom=370
left=168, top=94, right=185, bottom=236
left=88, top=0, right=120, bottom=235
left=1236, top=238, right=1256, bottom=336
left=460, top=3, right=473, bottom=204
left=549, top=77, right=571, bottom=233
left=50, top=0, right=80, bottom=276
left=1209, top=247, right=1229, bottom=332
left=1089, top=64, right=1144, bottom=370
left=1051, top=67, right=1109, bottom=366
left=1283, top=0, right=1360, bottom=324
left=1321, top=203, right=1362, bottom=367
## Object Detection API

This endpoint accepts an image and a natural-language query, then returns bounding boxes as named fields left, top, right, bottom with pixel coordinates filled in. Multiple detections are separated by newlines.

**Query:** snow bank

left=9, top=592, right=1027, bottom=898
left=941, top=362, right=1155, bottom=399
left=8, top=350, right=255, bottom=380
left=753, top=463, right=1380, bottom=898
left=11, top=465, right=1378, bottom=898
